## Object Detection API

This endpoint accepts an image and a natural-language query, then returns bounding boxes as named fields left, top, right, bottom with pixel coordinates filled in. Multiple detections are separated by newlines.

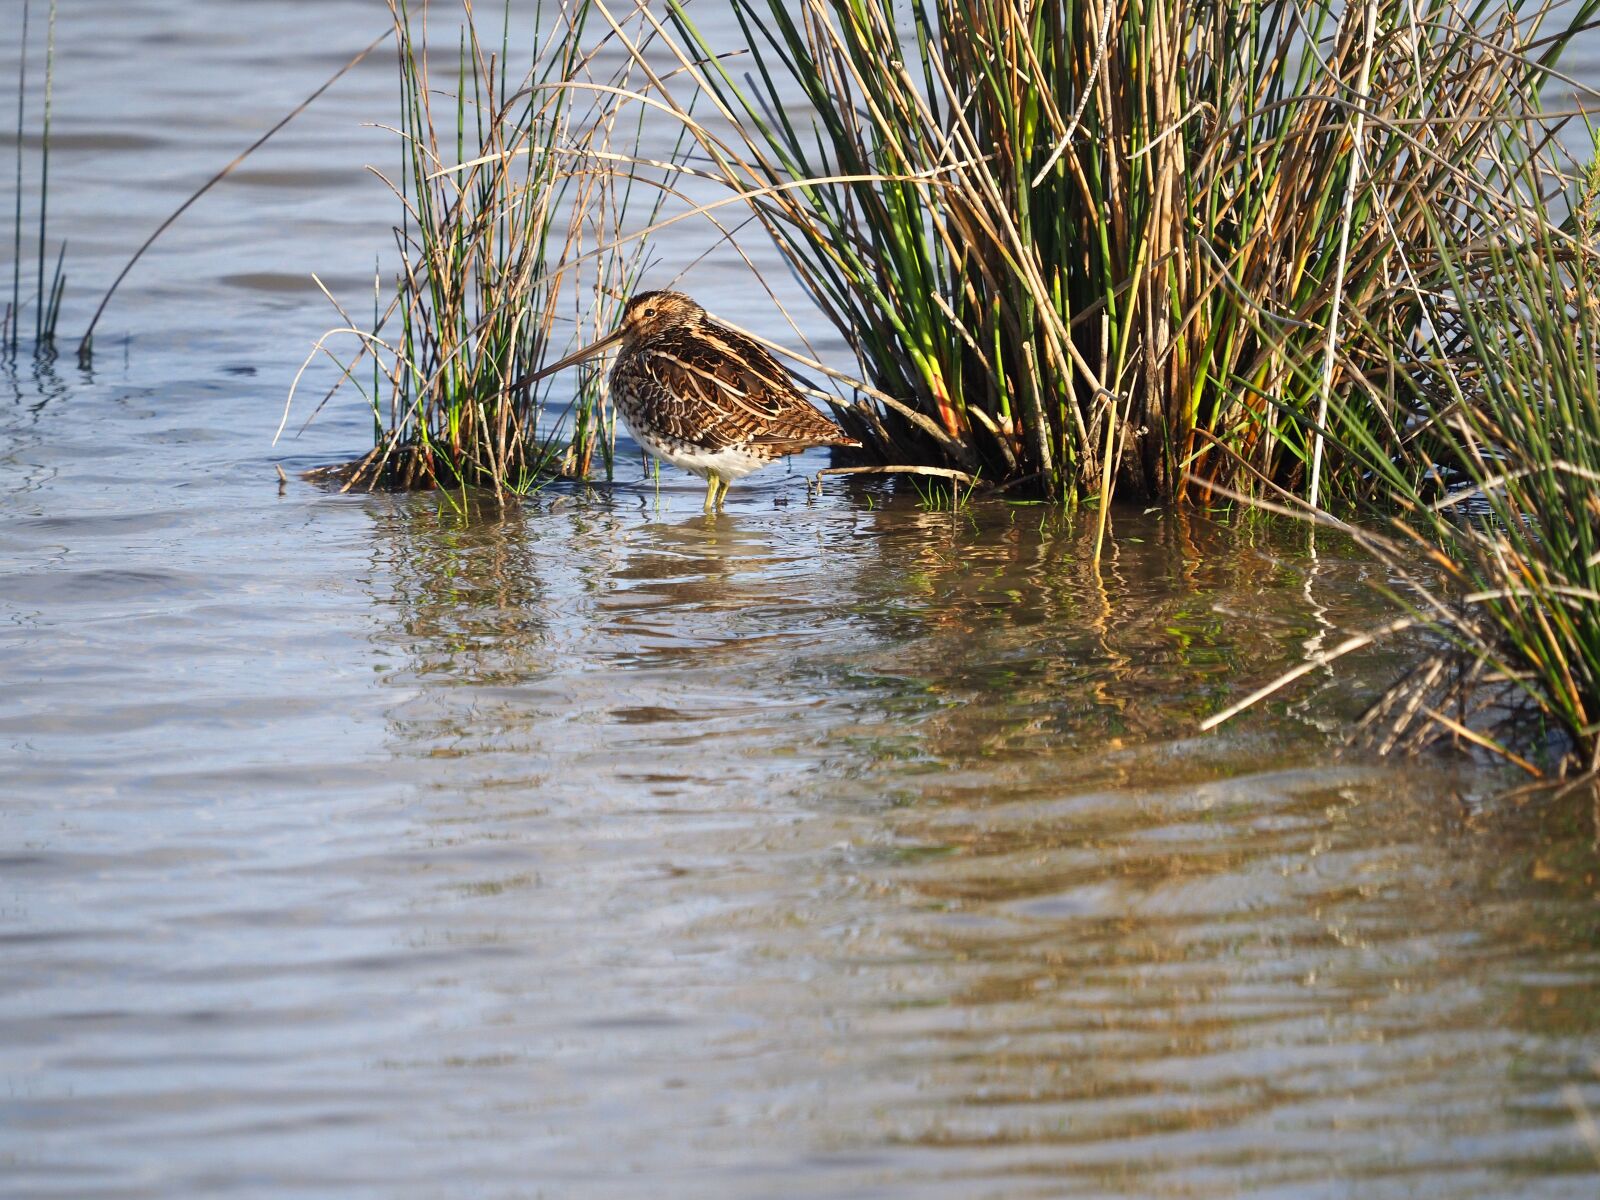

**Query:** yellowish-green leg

left=713, top=477, right=729, bottom=513
left=702, top=475, right=719, bottom=513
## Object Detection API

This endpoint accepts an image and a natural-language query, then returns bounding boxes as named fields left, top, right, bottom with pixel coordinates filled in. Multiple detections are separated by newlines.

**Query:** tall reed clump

left=5, top=0, right=66, bottom=357
left=613, top=0, right=1597, bottom=508
left=296, top=0, right=654, bottom=494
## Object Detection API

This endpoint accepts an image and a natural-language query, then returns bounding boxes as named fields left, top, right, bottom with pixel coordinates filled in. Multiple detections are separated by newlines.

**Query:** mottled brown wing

left=632, top=323, right=854, bottom=451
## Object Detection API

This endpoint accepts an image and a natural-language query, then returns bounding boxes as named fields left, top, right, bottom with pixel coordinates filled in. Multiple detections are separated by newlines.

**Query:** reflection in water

left=373, top=491, right=554, bottom=684
left=2, top=356, right=79, bottom=505
left=860, top=766, right=1600, bottom=1191
left=344, top=488, right=1600, bottom=1197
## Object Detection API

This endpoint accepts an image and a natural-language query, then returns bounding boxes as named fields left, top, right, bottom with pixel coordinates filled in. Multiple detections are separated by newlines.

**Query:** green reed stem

left=9, top=0, right=29, bottom=353
left=35, top=0, right=55, bottom=345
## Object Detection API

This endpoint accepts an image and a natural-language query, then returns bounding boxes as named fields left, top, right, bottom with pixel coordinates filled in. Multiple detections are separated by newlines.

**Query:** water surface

left=4, top=3, right=1600, bottom=1197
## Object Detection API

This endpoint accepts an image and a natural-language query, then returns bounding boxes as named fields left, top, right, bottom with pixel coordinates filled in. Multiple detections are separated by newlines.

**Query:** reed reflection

left=368, top=490, right=553, bottom=687
left=359, top=486, right=877, bottom=785
left=800, top=503, right=1393, bottom=781
left=349, top=486, right=1600, bottom=1194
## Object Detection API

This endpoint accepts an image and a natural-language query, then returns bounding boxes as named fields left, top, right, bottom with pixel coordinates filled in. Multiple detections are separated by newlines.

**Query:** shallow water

left=4, top=3, right=1600, bottom=1197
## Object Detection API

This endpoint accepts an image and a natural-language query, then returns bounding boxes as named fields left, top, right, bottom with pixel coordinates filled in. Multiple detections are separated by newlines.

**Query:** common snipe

left=532, top=291, right=859, bottom=512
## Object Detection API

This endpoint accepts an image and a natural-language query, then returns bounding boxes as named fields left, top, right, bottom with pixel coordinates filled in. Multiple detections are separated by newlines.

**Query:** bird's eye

left=643, top=307, right=656, bottom=317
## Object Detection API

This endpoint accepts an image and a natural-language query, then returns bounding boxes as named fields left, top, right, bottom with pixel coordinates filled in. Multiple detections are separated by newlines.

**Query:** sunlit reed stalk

left=1308, top=0, right=1378, bottom=512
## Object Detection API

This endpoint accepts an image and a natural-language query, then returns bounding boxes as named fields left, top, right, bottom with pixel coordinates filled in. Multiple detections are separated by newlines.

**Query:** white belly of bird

left=621, top=416, right=771, bottom=485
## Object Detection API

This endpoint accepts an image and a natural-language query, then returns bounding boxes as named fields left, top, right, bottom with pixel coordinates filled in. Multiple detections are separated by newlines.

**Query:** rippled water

left=4, top=3, right=1600, bottom=1197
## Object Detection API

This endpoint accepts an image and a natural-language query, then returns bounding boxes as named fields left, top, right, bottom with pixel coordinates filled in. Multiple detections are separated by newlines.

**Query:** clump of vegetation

left=5, top=0, right=65, bottom=357
left=631, top=0, right=1596, bottom=512
left=1192, top=34, right=1600, bottom=781
left=293, top=0, right=657, bottom=494
left=605, top=0, right=1600, bottom=775
left=1341, top=156, right=1600, bottom=780
left=283, top=0, right=1600, bottom=778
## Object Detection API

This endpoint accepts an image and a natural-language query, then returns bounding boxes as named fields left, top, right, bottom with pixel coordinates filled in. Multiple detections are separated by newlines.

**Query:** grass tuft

left=1200, top=110, right=1600, bottom=779
left=293, top=0, right=661, bottom=495
left=1337, top=139, right=1600, bottom=779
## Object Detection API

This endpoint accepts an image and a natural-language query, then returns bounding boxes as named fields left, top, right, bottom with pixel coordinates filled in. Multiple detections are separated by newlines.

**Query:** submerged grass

left=294, top=0, right=660, bottom=494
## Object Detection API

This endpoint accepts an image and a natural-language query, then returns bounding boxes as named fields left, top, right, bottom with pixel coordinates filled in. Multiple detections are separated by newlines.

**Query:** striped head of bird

left=615, top=290, right=704, bottom=348
left=525, top=290, right=704, bottom=378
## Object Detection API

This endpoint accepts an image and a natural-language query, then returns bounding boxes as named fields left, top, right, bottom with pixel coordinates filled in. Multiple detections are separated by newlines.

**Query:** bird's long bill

left=525, top=327, right=624, bottom=382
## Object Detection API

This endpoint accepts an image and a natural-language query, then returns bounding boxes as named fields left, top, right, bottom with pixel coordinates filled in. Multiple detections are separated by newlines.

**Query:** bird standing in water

left=530, top=291, right=859, bottom=512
